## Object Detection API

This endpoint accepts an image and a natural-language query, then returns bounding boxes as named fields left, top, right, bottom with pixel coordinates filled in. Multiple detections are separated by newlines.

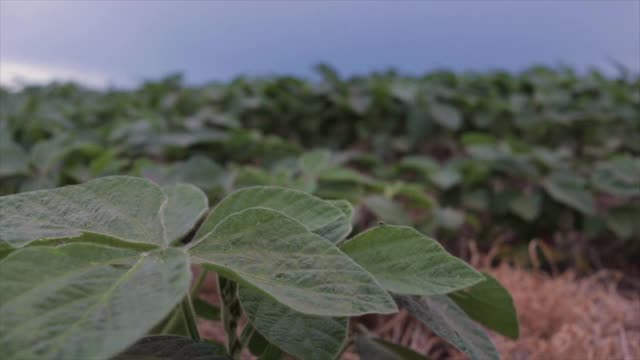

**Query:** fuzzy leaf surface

left=0, top=244, right=191, bottom=360
left=190, top=208, right=397, bottom=316
left=0, top=177, right=207, bottom=249
left=0, top=176, right=167, bottom=248
left=114, top=336, right=228, bottom=360
left=194, top=186, right=350, bottom=244
left=239, top=285, right=348, bottom=360
left=341, top=226, right=483, bottom=295
left=161, top=184, right=208, bottom=244
left=396, top=296, right=498, bottom=360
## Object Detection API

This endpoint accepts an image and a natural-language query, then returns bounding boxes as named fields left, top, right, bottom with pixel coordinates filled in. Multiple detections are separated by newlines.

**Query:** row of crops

left=1, top=65, right=639, bottom=270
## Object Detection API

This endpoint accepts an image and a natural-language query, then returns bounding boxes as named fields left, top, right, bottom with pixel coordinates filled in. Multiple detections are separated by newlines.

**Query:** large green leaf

left=396, top=296, right=499, bottom=360
left=340, top=226, right=483, bottom=296
left=194, top=186, right=350, bottom=244
left=0, top=176, right=206, bottom=249
left=114, top=336, right=228, bottom=360
left=449, top=273, right=519, bottom=339
left=0, top=244, right=191, bottom=360
left=238, top=285, right=348, bottom=360
left=0, top=176, right=167, bottom=248
left=356, top=335, right=430, bottom=360
left=543, top=173, right=596, bottom=215
left=161, top=184, right=208, bottom=244
left=190, top=208, right=397, bottom=316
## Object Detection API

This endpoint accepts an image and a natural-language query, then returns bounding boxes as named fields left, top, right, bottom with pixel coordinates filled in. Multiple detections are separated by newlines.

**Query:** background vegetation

left=2, top=64, right=639, bottom=271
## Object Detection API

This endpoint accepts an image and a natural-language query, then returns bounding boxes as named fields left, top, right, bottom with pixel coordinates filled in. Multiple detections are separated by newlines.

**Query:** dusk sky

left=1, top=1, right=639, bottom=87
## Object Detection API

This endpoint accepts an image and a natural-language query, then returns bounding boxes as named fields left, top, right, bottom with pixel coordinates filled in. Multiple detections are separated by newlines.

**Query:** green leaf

left=605, top=205, right=639, bottom=239
left=0, top=241, right=13, bottom=260
left=449, top=273, right=519, bottom=339
left=327, top=199, right=354, bottom=244
left=0, top=244, right=191, bottom=360
left=239, top=285, right=348, bottom=360
left=318, top=167, right=378, bottom=187
left=1, top=177, right=206, bottom=250
left=114, top=336, right=229, bottom=360
left=341, top=226, right=483, bottom=296
left=508, top=192, right=542, bottom=221
left=299, top=149, right=333, bottom=175
left=396, top=296, right=499, bottom=360
left=259, top=345, right=283, bottom=360
left=363, top=196, right=411, bottom=225
left=356, top=335, right=430, bottom=360
left=434, top=208, right=465, bottom=230
left=328, top=199, right=354, bottom=223
left=543, top=173, right=596, bottom=215
left=248, top=330, right=270, bottom=356
left=194, top=186, right=350, bottom=244
left=462, top=133, right=502, bottom=161
left=192, top=297, right=220, bottom=321
left=141, top=156, right=226, bottom=193
left=429, top=168, right=461, bottom=190
left=407, top=105, right=431, bottom=149
left=151, top=130, right=228, bottom=149
left=189, top=208, right=397, bottom=316
left=0, top=176, right=168, bottom=248
left=392, top=183, right=435, bottom=210
left=591, top=156, right=640, bottom=197
left=398, top=156, right=439, bottom=177
left=430, top=103, right=462, bottom=130
left=161, top=184, right=209, bottom=244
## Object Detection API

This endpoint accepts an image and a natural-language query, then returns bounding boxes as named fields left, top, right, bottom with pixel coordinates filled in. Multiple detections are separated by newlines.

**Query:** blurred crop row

left=1, top=65, right=638, bottom=270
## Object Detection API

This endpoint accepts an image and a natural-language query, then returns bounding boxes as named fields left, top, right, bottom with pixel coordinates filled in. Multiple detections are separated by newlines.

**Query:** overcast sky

left=1, top=1, right=639, bottom=87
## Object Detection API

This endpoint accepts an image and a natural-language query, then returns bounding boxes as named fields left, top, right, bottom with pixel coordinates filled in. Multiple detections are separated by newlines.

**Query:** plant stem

left=191, top=269, right=208, bottom=298
left=180, top=294, right=201, bottom=341
left=218, top=275, right=242, bottom=358
left=237, top=323, right=255, bottom=353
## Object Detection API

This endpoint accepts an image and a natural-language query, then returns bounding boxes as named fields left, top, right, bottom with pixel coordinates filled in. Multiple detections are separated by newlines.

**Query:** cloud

left=0, top=60, right=131, bottom=89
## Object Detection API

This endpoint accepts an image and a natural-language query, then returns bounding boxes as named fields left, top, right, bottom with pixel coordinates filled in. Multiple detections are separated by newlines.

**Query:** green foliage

left=341, top=226, right=484, bottom=295
left=449, top=273, right=519, bottom=339
left=113, top=336, right=228, bottom=360
left=0, top=177, right=517, bottom=359
left=1, top=67, right=638, bottom=266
